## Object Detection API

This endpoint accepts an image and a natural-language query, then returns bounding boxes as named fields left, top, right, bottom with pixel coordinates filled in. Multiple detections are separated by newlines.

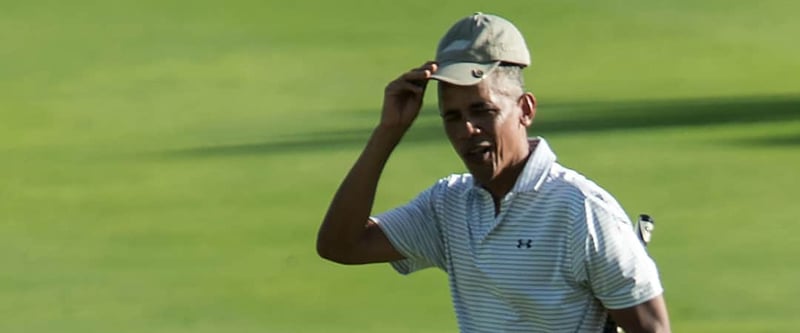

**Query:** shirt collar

left=467, top=136, right=556, bottom=194
left=512, top=137, right=557, bottom=193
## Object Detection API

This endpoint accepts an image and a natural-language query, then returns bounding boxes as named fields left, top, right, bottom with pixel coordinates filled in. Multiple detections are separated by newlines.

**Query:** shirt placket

left=471, top=189, right=516, bottom=245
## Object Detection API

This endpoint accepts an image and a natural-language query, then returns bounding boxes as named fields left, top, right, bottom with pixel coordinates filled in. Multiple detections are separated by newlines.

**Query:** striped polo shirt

left=373, top=137, right=663, bottom=332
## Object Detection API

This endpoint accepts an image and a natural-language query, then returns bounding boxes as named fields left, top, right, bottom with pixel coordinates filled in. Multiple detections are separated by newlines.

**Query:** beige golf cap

left=431, top=12, right=531, bottom=86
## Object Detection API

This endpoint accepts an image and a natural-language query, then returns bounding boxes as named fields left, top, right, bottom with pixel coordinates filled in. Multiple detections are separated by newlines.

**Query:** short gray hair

left=488, top=64, right=525, bottom=99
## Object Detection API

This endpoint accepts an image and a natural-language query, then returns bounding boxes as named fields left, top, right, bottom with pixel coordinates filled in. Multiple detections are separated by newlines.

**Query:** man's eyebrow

left=440, top=102, right=496, bottom=115
left=469, top=101, right=495, bottom=109
left=440, top=109, right=458, bottom=116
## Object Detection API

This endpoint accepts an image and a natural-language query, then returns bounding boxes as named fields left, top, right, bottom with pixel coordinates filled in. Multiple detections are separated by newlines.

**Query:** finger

left=402, top=73, right=431, bottom=89
left=386, top=78, right=425, bottom=95
left=400, top=68, right=433, bottom=82
left=421, top=61, right=437, bottom=73
left=410, top=61, right=437, bottom=73
left=396, top=80, right=425, bottom=94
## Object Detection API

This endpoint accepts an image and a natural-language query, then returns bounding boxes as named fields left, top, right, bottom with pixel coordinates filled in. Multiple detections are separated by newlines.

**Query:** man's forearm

left=317, top=61, right=434, bottom=263
left=609, top=295, right=671, bottom=333
left=316, top=126, right=405, bottom=261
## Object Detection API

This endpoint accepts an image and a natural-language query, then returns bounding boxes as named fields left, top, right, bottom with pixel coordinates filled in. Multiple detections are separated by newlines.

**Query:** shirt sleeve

left=572, top=194, right=664, bottom=310
left=371, top=183, right=446, bottom=275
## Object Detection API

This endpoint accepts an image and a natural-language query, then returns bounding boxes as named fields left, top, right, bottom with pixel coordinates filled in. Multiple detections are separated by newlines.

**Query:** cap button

left=471, top=69, right=484, bottom=78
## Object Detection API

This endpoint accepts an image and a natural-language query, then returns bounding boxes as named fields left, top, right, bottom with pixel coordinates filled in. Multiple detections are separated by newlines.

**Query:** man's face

left=438, top=80, right=532, bottom=183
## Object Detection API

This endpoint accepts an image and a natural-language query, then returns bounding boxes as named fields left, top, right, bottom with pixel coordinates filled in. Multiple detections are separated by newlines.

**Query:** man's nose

left=463, top=119, right=481, bottom=137
left=447, top=115, right=483, bottom=140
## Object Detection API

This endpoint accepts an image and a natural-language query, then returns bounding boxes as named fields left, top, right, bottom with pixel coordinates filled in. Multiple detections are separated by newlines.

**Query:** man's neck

left=481, top=139, right=538, bottom=215
left=484, top=152, right=530, bottom=197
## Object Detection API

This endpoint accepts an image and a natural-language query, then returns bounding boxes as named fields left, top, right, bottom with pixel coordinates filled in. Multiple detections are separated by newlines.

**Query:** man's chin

left=463, top=161, right=494, bottom=181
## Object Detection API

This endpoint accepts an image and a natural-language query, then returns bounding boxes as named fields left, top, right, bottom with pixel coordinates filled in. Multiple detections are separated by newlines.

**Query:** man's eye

left=442, top=113, right=459, bottom=121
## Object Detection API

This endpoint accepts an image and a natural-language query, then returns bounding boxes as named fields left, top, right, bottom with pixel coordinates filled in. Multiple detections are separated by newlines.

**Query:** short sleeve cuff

left=602, top=281, right=665, bottom=310
left=372, top=215, right=435, bottom=275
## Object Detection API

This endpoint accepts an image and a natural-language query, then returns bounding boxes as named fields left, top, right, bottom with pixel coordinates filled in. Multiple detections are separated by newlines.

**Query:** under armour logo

left=517, top=239, right=532, bottom=248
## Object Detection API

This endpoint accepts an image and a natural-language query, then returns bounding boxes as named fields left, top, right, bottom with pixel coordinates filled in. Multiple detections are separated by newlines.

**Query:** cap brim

left=430, top=61, right=500, bottom=86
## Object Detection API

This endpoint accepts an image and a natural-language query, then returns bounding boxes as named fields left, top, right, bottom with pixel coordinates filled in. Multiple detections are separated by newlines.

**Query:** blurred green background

left=1, top=0, right=799, bottom=332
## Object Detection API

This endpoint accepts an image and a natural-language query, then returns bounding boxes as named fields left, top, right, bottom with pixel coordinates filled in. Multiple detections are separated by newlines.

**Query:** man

left=317, top=12, right=670, bottom=333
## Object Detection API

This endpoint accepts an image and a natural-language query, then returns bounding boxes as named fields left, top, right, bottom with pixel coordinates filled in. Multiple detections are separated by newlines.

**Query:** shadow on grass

left=736, top=134, right=800, bottom=147
left=169, top=95, right=800, bottom=157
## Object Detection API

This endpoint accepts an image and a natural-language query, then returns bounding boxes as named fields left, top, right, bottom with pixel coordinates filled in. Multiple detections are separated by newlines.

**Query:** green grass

left=1, top=1, right=799, bottom=332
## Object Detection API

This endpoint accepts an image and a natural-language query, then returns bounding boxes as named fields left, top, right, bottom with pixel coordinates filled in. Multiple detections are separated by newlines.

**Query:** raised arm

left=316, top=62, right=437, bottom=264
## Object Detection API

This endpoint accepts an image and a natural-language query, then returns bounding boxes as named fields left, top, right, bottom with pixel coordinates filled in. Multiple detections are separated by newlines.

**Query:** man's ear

left=518, top=92, right=537, bottom=127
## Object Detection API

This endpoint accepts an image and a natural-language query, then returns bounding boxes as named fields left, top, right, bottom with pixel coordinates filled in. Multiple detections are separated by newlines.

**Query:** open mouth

left=464, top=145, right=492, bottom=164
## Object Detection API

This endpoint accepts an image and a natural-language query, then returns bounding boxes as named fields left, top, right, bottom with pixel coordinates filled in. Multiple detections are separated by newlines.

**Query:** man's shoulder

left=431, top=173, right=474, bottom=194
left=541, top=163, right=597, bottom=196
left=543, top=163, right=629, bottom=221
left=542, top=164, right=618, bottom=203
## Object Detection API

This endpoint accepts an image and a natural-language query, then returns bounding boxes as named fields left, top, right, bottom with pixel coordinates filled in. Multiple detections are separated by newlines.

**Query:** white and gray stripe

left=373, top=137, right=663, bottom=332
